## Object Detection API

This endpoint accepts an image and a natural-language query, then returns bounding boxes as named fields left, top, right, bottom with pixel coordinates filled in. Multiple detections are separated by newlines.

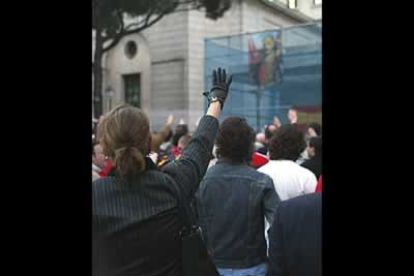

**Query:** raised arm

left=162, top=68, right=232, bottom=200
left=150, top=114, right=174, bottom=152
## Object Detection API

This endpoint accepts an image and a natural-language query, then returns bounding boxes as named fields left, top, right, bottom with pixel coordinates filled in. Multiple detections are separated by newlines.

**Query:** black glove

left=203, top=67, right=232, bottom=110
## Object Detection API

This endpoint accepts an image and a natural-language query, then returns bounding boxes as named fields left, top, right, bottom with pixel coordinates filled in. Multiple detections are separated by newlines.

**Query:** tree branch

left=102, top=11, right=165, bottom=54
left=101, top=10, right=125, bottom=43
left=176, top=0, right=197, bottom=4
left=123, top=12, right=165, bottom=36
left=125, top=8, right=154, bottom=31
left=102, top=35, right=122, bottom=54
left=117, top=10, right=125, bottom=33
left=100, top=0, right=191, bottom=54
left=123, top=18, right=145, bottom=32
left=102, top=7, right=154, bottom=44
left=173, top=7, right=198, bottom=13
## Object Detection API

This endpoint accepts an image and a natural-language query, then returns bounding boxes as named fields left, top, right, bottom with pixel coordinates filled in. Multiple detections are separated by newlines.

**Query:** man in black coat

left=266, top=193, right=321, bottom=276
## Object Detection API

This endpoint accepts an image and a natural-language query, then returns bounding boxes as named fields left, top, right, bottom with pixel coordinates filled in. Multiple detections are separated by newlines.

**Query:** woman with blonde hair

left=93, top=68, right=232, bottom=276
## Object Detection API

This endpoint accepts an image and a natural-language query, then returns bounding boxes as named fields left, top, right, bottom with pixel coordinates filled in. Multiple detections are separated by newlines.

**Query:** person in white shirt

left=258, top=124, right=317, bottom=201
left=258, top=124, right=317, bottom=248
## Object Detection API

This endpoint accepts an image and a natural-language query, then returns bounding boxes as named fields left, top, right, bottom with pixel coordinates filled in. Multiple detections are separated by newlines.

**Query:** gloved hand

left=203, top=67, right=232, bottom=110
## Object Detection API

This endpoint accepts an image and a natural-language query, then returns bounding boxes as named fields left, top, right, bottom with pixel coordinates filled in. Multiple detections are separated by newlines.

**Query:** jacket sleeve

left=266, top=204, right=285, bottom=276
left=263, top=177, right=280, bottom=226
left=162, top=115, right=218, bottom=200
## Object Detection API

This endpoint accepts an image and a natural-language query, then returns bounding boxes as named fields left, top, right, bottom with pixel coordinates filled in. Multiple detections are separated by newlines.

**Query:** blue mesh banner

left=205, top=22, right=322, bottom=132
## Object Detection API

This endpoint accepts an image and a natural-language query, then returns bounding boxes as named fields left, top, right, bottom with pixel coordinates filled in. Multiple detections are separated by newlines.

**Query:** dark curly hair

left=215, top=117, right=255, bottom=163
left=309, top=136, right=322, bottom=156
left=268, top=124, right=307, bottom=161
left=308, top=122, right=322, bottom=136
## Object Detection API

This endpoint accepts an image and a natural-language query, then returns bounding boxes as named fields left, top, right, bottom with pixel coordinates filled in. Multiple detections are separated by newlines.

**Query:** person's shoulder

left=205, top=162, right=221, bottom=173
left=92, top=176, right=118, bottom=195
left=149, top=168, right=178, bottom=185
left=257, top=161, right=274, bottom=172
left=93, top=176, right=113, bottom=184
left=199, top=163, right=222, bottom=181
left=297, top=163, right=317, bottom=178
left=298, top=162, right=313, bottom=174
left=251, top=167, right=273, bottom=182
left=301, top=158, right=312, bottom=167
left=281, top=193, right=321, bottom=211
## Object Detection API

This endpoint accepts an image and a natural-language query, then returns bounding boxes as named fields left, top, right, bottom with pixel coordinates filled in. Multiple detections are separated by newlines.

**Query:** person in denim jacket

left=197, top=116, right=281, bottom=276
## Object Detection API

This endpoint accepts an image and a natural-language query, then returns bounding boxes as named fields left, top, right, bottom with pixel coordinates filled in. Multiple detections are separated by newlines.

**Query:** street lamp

left=105, top=85, right=115, bottom=111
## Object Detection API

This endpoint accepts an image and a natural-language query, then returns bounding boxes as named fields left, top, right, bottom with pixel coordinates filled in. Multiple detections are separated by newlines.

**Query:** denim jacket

left=196, top=158, right=280, bottom=269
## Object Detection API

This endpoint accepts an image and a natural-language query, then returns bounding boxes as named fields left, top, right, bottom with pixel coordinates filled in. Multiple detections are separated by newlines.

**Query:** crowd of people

left=92, top=68, right=322, bottom=276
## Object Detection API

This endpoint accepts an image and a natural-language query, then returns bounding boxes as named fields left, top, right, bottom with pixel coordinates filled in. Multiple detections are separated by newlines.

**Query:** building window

left=288, top=0, right=297, bottom=9
left=123, top=74, right=141, bottom=108
left=314, top=0, right=322, bottom=5
left=124, top=41, right=138, bottom=59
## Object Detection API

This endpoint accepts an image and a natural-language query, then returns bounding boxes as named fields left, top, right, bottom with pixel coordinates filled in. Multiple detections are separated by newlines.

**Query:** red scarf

left=99, top=159, right=114, bottom=177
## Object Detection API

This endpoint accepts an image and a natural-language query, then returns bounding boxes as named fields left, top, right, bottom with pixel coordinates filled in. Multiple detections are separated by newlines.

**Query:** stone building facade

left=94, top=0, right=321, bottom=130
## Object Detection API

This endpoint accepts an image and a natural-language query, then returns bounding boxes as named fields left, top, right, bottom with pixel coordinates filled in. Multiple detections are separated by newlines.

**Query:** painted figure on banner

left=248, top=32, right=282, bottom=87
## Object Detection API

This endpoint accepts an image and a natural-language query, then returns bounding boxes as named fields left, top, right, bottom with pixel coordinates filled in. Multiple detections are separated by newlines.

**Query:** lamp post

left=105, top=85, right=115, bottom=111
